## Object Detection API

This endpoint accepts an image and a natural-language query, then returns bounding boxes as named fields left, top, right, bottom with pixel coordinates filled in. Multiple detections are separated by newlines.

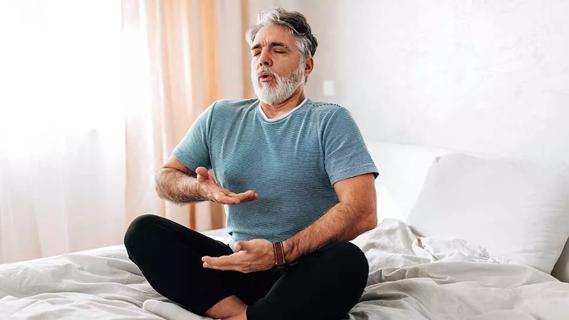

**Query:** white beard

left=251, top=62, right=305, bottom=105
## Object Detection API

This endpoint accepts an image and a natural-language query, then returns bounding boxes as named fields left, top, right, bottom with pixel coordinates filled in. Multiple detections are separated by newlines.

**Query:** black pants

left=124, top=214, right=368, bottom=320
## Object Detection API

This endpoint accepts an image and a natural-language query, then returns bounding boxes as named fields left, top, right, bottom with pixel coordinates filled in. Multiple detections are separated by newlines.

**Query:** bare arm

left=155, top=166, right=205, bottom=205
left=283, top=173, right=377, bottom=262
left=155, top=155, right=258, bottom=205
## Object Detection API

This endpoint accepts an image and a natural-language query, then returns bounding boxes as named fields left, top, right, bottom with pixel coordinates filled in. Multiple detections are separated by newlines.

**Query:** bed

left=2, top=140, right=569, bottom=319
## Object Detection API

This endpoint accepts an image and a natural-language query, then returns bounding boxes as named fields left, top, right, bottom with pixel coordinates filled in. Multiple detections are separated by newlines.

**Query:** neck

left=260, top=87, right=306, bottom=119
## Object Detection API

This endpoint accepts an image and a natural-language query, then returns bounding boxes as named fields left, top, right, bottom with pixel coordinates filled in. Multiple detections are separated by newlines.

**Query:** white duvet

left=1, top=219, right=568, bottom=319
left=351, top=219, right=569, bottom=320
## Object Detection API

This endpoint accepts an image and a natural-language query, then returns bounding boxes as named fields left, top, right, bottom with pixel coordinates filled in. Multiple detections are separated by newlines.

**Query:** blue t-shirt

left=172, top=98, right=378, bottom=245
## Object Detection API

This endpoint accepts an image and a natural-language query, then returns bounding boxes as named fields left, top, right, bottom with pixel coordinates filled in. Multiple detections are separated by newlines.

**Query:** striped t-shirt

left=173, top=98, right=378, bottom=248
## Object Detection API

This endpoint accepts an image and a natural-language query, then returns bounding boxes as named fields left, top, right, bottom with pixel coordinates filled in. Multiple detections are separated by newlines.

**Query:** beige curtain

left=122, top=0, right=250, bottom=230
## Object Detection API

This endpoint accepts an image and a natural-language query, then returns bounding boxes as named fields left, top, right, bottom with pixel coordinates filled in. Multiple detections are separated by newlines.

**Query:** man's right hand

left=195, top=166, right=258, bottom=205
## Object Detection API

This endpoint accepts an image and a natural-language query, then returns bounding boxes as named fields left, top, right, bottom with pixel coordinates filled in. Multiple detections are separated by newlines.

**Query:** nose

left=258, top=49, right=272, bottom=68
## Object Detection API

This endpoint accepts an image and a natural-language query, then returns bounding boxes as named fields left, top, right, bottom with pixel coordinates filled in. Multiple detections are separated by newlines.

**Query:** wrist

left=192, top=180, right=210, bottom=201
left=281, top=239, right=297, bottom=263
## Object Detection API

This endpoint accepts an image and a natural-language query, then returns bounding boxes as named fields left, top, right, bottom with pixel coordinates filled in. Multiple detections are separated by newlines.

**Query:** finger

left=213, top=188, right=258, bottom=204
left=224, top=190, right=257, bottom=200
left=208, top=186, right=259, bottom=204
left=202, top=261, right=232, bottom=270
left=202, top=262, right=242, bottom=272
left=232, top=190, right=258, bottom=202
left=211, top=192, right=241, bottom=205
left=202, top=254, right=241, bottom=267
left=208, top=169, right=219, bottom=185
left=234, top=240, right=253, bottom=252
left=201, top=256, right=226, bottom=267
left=195, top=167, right=210, bottom=182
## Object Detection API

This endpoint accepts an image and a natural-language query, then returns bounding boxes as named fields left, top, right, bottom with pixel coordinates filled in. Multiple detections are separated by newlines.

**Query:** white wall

left=249, top=0, right=569, bottom=163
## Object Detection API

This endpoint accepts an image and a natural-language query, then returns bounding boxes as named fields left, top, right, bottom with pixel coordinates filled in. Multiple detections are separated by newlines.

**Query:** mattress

left=1, top=220, right=568, bottom=319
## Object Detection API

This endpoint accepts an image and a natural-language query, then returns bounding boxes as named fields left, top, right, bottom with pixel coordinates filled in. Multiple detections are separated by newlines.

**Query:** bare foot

left=205, top=295, right=247, bottom=319
left=222, top=308, right=247, bottom=320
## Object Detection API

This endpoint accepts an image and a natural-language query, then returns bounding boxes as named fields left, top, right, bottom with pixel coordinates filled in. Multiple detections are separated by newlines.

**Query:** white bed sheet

left=1, top=221, right=568, bottom=319
left=0, top=244, right=170, bottom=319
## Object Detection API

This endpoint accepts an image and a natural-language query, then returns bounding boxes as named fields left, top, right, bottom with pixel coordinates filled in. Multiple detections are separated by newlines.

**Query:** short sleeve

left=172, top=106, right=213, bottom=171
left=322, top=107, right=378, bottom=185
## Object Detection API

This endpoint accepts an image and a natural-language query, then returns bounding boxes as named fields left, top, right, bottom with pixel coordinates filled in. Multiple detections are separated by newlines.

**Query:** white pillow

left=407, top=153, right=569, bottom=273
left=366, top=141, right=450, bottom=221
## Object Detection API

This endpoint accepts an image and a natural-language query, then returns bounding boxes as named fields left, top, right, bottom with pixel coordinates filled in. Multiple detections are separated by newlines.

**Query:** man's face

left=250, top=24, right=309, bottom=104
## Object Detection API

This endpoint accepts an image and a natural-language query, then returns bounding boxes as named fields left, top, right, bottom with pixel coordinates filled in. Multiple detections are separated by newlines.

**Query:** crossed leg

left=124, top=214, right=368, bottom=320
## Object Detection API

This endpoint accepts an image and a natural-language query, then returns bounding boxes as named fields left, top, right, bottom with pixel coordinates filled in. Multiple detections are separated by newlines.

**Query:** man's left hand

left=202, top=239, right=275, bottom=273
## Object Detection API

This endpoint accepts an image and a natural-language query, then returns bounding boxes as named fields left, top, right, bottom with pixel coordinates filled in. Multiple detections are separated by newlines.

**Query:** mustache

left=256, top=67, right=277, bottom=78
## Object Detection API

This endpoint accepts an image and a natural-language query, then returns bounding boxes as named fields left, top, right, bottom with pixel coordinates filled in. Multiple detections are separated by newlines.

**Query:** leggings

left=124, top=214, right=369, bottom=320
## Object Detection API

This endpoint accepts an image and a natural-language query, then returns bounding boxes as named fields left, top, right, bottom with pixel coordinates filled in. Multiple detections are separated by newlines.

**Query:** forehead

left=252, top=24, right=296, bottom=47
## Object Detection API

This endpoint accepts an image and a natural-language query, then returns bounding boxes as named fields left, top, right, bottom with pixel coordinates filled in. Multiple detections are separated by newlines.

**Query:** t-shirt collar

left=258, top=98, right=309, bottom=122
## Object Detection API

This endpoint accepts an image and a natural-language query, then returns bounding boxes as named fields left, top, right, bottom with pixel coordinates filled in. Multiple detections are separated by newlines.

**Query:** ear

left=304, top=57, right=314, bottom=76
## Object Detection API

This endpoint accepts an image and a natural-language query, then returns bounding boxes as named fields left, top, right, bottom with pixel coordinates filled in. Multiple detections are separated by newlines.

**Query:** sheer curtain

left=0, top=0, right=124, bottom=263
left=123, top=0, right=246, bottom=232
left=0, top=0, right=248, bottom=264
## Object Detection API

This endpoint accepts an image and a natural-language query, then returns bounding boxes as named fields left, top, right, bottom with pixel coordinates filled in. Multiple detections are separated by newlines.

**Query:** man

left=124, top=8, right=378, bottom=320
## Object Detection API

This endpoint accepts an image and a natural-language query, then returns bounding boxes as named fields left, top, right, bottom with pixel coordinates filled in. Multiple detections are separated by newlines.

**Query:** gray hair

left=246, top=8, right=318, bottom=60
